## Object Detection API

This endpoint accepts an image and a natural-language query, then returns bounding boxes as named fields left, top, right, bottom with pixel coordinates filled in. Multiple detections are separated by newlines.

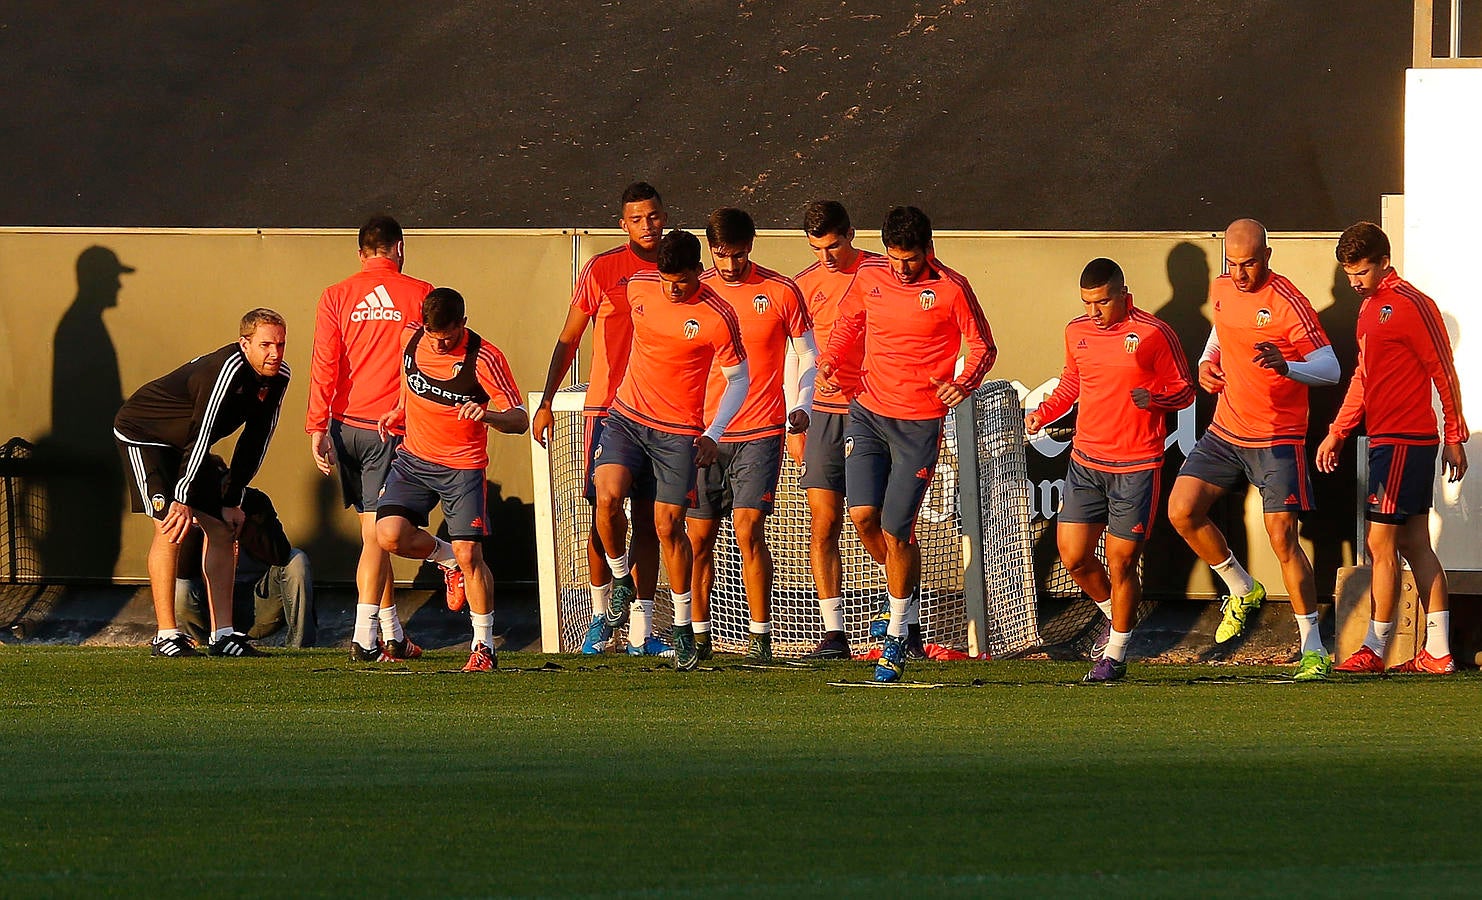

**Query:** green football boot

left=1215, top=580, right=1265, bottom=644
left=694, top=630, right=713, bottom=662
left=745, top=632, right=772, bottom=662
left=673, top=624, right=698, bottom=672
left=1290, top=650, right=1333, bottom=682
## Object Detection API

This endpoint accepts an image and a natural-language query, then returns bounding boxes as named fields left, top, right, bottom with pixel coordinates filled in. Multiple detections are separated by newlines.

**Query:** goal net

left=530, top=380, right=1042, bottom=658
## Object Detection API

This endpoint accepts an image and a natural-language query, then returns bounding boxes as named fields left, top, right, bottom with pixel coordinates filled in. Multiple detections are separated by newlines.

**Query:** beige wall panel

left=1, top=228, right=1359, bottom=595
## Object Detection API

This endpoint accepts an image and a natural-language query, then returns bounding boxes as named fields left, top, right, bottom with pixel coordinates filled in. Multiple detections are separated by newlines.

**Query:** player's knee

left=652, top=508, right=687, bottom=544
left=452, top=541, right=482, bottom=570
left=1166, top=496, right=1198, bottom=533
left=1105, top=552, right=1139, bottom=582
left=1263, top=516, right=1301, bottom=557
left=849, top=505, right=879, bottom=533
left=374, top=519, right=403, bottom=553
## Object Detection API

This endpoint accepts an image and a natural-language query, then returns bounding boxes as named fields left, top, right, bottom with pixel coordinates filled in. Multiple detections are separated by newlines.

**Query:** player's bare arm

left=460, top=401, right=530, bottom=435
left=533, top=305, right=593, bottom=448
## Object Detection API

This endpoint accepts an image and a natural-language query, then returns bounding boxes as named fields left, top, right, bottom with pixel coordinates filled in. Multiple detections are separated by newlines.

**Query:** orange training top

left=1329, top=270, right=1467, bottom=446
left=400, top=325, right=522, bottom=470
left=700, top=264, right=812, bottom=441
left=1033, top=305, right=1195, bottom=472
left=306, top=257, right=430, bottom=434
left=612, top=272, right=747, bottom=437
left=822, top=256, right=996, bottom=421
left=795, top=250, right=881, bottom=414
left=571, top=243, right=656, bottom=415
left=1208, top=271, right=1330, bottom=447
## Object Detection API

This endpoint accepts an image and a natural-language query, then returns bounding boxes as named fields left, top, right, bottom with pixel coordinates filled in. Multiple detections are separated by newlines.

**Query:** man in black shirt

left=113, top=308, right=290, bottom=657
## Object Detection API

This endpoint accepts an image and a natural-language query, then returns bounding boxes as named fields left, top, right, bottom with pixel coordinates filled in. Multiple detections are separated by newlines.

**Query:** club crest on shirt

left=257, top=385, right=270, bottom=401
left=1379, top=304, right=1393, bottom=324
left=1255, top=308, right=1271, bottom=328
left=844, top=436, right=854, bottom=458
left=451, top=362, right=464, bottom=377
left=593, top=445, right=602, bottom=460
left=918, top=289, right=937, bottom=310
left=1124, top=333, right=1140, bottom=354
left=753, top=294, right=770, bottom=315
left=683, top=319, right=700, bottom=340
left=150, top=494, right=166, bottom=513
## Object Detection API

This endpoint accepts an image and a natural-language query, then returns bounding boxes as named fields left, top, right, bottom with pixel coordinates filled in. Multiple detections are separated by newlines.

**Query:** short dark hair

left=422, top=287, right=465, bottom=331
left=1336, top=221, right=1391, bottom=265
left=881, top=206, right=932, bottom=252
left=706, top=207, right=756, bottom=249
left=657, top=230, right=703, bottom=274
left=803, top=200, right=852, bottom=237
left=359, top=215, right=403, bottom=253
left=621, top=182, right=662, bottom=208
left=1080, top=257, right=1125, bottom=291
left=240, top=307, right=286, bottom=337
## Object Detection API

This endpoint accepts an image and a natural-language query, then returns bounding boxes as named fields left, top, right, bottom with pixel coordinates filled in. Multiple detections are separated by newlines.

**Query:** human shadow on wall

left=1303, top=266, right=1361, bottom=599
left=1137, top=242, right=1250, bottom=656
left=25, top=249, right=132, bottom=635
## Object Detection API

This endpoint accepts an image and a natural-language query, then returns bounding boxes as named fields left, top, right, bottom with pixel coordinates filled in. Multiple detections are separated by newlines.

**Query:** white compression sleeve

left=1199, top=328, right=1221, bottom=365
left=789, top=330, right=818, bottom=416
left=1283, top=343, right=1340, bottom=387
left=703, top=361, right=750, bottom=443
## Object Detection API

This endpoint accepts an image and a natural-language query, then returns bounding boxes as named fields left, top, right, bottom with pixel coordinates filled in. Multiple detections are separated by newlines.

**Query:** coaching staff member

left=113, top=308, right=290, bottom=658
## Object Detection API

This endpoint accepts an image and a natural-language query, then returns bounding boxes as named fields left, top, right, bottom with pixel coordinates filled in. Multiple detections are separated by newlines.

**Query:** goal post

left=530, top=380, right=1042, bottom=657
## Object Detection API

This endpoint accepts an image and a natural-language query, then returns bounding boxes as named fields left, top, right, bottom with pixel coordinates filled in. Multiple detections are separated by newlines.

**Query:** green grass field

left=2, top=647, right=1479, bottom=898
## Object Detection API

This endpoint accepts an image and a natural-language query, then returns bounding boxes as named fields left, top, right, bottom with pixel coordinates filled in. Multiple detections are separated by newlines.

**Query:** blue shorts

left=1058, top=458, right=1161, bottom=542
left=689, top=436, right=784, bottom=519
left=844, top=401, right=942, bottom=542
left=1178, top=432, right=1312, bottom=513
left=594, top=411, right=697, bottom=508
left=331, top=419, right=400, bottom=513
left=799, top=410, right=849, bottom=493
left=1367, top=443, right=1437, bottom=525
left=375, top=449, right=488, bottom=542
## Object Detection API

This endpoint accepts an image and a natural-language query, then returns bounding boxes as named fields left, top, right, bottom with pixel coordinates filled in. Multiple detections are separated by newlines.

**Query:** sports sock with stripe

left=378, top=605, right=405, bottom=643
left=1104, top=629, right=1131, bottom=663
left=1295, top=611, right=1324, bottom=655
left=470, top=612, right=494, bottom=651
left=819, top=597, right=845, bottom=633
left=671, top=592, right=693, bottom=627
left=352, top=603, right=379, bottom=650
left=1211, top=555, right=1255, bottom=597
left=630, top=597, right=654, bottom=644
left=426, top=537, right=457, bottom=568
left=606, top=553, right=630, bottom=579
left=886, top=594, right=910, bottom=640
left=1363, top=619, right=1393, bottom=656
left=1425, top=610, right=1452, bottom=658
left=590, top=580, right=611, bottom=617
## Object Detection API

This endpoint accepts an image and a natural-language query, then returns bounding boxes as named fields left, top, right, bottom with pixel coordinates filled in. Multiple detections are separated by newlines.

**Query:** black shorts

left=117, top=439, right=225, bottom=521
left=689, top=436, right=784, bottom=519
left=375, top=449, right=488, bottom=542
left=1178, top=432, right=1312, bottom=513
left=844, top=401, right=942, bottom=542
left=799, top=410, right=849, bottom=493
left=594, top=411, right=697, bottom=508
left=1058, top=458, right=1161, bottom=542
left=331, top=419, right=400, bottom=513
left=1366, top=443, right=1437, bottom=525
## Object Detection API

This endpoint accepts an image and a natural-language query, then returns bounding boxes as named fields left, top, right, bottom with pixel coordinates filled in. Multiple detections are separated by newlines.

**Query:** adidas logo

left=1367, top=493, right=1379, bottom=505
left=915, top=467, right=931, bottom=480
left=1131, top=522, right=1145, bottom=534
left=1076, top=339, right=1088, bottom=348
left=350, top=285, right=404, bottom=322
left=868, top=287, right=882, bottom=296
left=1285, top=494, right=1299, bottom=505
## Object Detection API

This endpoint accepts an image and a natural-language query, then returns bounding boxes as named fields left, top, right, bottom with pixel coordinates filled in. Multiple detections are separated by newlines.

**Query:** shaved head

left=1224, top=218, right=1267, bottom=256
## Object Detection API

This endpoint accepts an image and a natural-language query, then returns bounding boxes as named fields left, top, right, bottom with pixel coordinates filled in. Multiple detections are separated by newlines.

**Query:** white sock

left=378, top=605, right=405, bottom=643
left=1295, top=611, right=1324, bottom=655
left=749, top=620, right=771, bottom=635
left=426, top=536, right=458, bottom=567
left=211, top=626, right=235, bottom=642
left=1425, top=610, right=1452, bottom=658
left=1211, top=555, right=1255, bottom=596
left=590, top=581, right=612, bottom=617
left=630, top=597, right=654, bottom=644
left=606, top=553, right=631, bottom=579
left=156, top=628, right=181, bottom=641
left=352, top=603, right=379, bottom=649
left=672, top=591, right=692, bottom=627
left=886, top=593, right=910, bottom=639
left=471, top=612, right=494, bottom=651
left=693, top=620, right=710, bottom=634
left=903, top=592, right=921, bottom=626
left=1105, top=629, right=1131, bottom=663
left=819, top=597, right=845, bottom=633
left=1363, top=619, right=1393, bottom=656
left=1094, top=599, right=1112, bottom=619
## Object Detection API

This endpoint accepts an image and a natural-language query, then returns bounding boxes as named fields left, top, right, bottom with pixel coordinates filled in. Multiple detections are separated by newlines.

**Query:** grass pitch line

left=828, top=680, right=948, bottom=689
